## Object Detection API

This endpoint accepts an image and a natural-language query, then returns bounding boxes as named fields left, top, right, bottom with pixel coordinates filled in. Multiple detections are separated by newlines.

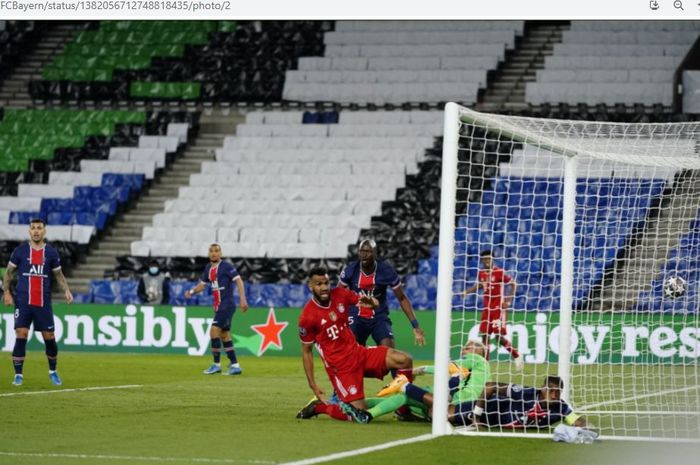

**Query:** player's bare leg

left=379, top=337, right=407, bottom=380
left=385, top=346, right=412, bottom=369
left=494, top=335, right=524, bottom=370
left=481, top=333, right=491, bottom=360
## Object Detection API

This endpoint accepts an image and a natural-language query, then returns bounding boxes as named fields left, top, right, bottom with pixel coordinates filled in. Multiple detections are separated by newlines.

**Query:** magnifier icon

left=674, top=0, right=684, bottom=10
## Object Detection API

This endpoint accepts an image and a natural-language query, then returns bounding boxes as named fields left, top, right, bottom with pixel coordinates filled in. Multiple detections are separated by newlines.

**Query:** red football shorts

left=480, top=302, right=507, bottom=335
left=325, top=345, right=389, bottom=403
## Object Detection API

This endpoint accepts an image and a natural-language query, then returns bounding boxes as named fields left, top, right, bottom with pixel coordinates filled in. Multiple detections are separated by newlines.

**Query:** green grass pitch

left=0, top=352, right=698, bottom=465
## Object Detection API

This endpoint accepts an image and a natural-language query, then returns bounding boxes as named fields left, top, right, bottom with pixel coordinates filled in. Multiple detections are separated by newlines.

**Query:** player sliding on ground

left=370, top=340, right=490, bottom=422
left=456, top=376, right=587, bottom=429
left=463, top=250, right=523, bottom=370
left=296, top=266, right=413, bottom=423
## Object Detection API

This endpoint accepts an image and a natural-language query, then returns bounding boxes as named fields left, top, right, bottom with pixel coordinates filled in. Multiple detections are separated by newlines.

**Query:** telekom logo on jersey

left=326, top=325, right=340, bottom=340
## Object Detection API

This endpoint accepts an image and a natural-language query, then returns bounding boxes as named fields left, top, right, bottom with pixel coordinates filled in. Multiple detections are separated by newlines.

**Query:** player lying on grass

left=296, top=266, right=413, bottom=424
left=369, top=339, right=490, bottom=422
left=455, top=376, right=586, bottom=429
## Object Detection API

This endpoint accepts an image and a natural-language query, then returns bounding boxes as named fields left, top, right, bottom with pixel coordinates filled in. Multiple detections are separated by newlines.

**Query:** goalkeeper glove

left=449, top=362, right=470, bottom=378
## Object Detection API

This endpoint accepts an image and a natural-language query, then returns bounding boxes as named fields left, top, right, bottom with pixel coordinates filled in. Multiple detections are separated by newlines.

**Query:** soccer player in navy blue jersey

left=339, top=239, right=425, bottom=349
left=185, top=243, right=249, bottom=376
left=3, top=219, right=73, bottom=386
left=453, top=376, right=587, bottom=429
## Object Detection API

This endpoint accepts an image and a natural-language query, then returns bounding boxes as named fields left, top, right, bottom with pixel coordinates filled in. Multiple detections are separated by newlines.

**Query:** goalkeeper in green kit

left=365, top=339, right=491, bottom=422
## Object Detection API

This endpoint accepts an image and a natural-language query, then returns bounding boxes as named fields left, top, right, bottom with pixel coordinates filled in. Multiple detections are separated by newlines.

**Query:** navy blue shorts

left=450, top=400, right=476, bottom=426
left=15, top=304, right=56, bottom=332
left=212, top=307, right=235, bottom=331
left=350, top=314, right=394, bottom=346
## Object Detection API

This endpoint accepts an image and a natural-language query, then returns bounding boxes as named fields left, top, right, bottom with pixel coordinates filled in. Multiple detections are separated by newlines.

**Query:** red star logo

left=251, top=308, right=289, bottom=356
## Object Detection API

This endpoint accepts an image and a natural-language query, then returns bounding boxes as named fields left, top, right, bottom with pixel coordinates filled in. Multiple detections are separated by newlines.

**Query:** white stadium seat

left=138, top=135, right=179, bottom=153
left=0, top=196, right=43, bottom=211
left=48, top=171, right=103, bottom=186
left=166, top=123, right=189, bottom=144
left=135, top=110, right=442, bottom=258
left=17, top=184, right=74, bottom=198
left=527, top=20, right=695, bottom=105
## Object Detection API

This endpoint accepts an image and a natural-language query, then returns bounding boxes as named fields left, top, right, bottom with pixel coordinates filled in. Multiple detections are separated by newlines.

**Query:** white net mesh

left=442, top=105, right=700, bottom=441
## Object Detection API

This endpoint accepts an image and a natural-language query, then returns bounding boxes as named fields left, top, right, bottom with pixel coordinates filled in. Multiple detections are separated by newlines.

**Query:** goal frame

left=432, top=102, right=700, bottom=442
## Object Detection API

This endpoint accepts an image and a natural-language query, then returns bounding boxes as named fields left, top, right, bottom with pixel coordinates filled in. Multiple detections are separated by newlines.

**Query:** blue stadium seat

left=9, top=211, right=46, bottom=224
left=91, top=280, right=139, bottom=304
left=247, top=284, right=287, bottom=307
left=286, top=284, right=310, bottom=308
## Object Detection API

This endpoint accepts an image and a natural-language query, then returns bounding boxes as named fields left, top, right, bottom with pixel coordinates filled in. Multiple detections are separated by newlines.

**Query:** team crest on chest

left=337, top=303, right=345, bottom=314
left=329, top=311, right=337, bottom=322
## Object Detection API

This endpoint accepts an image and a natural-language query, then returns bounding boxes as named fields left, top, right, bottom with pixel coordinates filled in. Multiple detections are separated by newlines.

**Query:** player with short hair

left=3, top=219, right=73, bottom=386
left=455, top=376, right=586, bottom=429
left=185, top=243, right=248, bottom=376
left=463, top=250, right=523, bottom=370
left=339, top=239, right=425, bottom=350
left=296, top=266, right=413, bottom=423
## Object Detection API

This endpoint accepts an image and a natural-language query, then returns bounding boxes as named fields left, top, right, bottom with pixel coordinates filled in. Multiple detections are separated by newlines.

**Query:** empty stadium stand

left=526, top=21, right=700, bottom=106
left=0, top=108, right=199, bottom=296
left=132, top=109, right=443, bottom=260
left=283, top=21, right=524, bottom=105
left=637, top=206, right=700, bottom=313
left=29, top=20, right=326, bottom=104
left=1, top=19, right=697, bottom=310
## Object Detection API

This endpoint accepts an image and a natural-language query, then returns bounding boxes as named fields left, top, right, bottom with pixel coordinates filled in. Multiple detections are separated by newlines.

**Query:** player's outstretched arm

left=185, top=281, right=206, bottom=298
left=3, top=264, right=15, bottom=306
left=53, top=268, right=73, bottom=304
left=462, top=283, right=480, bottom=296
left=301, top=343, right=325, bottom=402
left=393, top=286, right=425, bottom=346
left=503, top=280, right=517, bottom=310
left=235, top=277, right=249, bottom=312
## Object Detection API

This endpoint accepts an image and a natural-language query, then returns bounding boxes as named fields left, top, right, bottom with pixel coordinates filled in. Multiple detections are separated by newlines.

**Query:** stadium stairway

left=592, top=171, right=700, bottom=310
left=66, top=111, right=244, bottom=294
left=0, top=22, right=82, bottom=108
left=479, top=21, right=569, bottom=111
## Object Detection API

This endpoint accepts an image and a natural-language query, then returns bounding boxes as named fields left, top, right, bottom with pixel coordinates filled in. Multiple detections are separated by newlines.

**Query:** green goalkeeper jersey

left=423, top=353, right=491, bottom=405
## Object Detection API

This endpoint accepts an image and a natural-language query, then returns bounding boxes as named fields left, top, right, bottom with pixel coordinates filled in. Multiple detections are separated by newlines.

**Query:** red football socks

left=315, top=403, right=351, bottom=421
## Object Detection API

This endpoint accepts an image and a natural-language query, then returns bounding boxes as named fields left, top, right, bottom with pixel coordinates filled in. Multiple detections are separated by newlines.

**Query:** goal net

left=433, top=103, right=700, bottom=441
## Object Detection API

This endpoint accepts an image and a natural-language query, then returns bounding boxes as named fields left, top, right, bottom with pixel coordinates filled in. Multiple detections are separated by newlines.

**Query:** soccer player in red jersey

left=463, top=250, right=523, bottom=370
left=296, top=266, right=413, bottom=423
left=3, top=219, right=73, bottom=386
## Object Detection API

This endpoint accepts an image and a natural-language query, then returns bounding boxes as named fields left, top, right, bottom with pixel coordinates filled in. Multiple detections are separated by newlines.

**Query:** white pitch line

left=580, top=410, right=700, bottom=416
left=0, top=452, right=274, bottom=464
left=0, top=384, right=143, bottom=397
left=277, top=434, right=435, bottom=465
left=578, top=385, right=700, bottom=410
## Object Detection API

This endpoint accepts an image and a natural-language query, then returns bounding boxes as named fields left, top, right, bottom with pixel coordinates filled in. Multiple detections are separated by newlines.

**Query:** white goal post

left=433, top=102, right=700, bottom=441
